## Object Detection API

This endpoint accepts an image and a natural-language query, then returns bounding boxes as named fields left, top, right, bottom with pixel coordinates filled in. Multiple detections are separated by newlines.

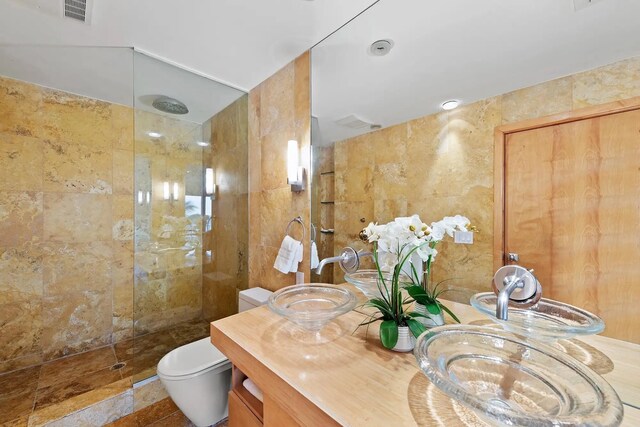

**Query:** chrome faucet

left=492, top=265, right=542, bottom=320
left=315, top=247, right=373, bottom=275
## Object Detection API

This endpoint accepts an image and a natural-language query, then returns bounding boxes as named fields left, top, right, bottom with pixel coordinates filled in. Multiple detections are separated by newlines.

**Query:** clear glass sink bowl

left=267, top=284, right=357, bottom=331
left=470, top=292, right=605, bottom=341
left=415, top=325, right=623, bottom=426
left=344, top=269, right=410, bottom=299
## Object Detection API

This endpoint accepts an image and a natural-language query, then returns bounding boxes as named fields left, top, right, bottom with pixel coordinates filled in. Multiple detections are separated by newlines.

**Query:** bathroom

left=1, top=0, right=639, bottom=426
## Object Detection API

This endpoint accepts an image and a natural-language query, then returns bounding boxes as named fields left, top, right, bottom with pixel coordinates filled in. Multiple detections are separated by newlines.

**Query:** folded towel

left=242, top=378, right=263, bottom=402
left=289, top=240, right=303, bottom=273
left=310, top=241, right=320, bottom=269
left=274, top=235, right=300, bottom=274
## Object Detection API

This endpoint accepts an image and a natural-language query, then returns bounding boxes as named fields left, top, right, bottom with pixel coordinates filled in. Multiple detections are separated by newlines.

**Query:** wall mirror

left=309, top=0, right=640, bottom=343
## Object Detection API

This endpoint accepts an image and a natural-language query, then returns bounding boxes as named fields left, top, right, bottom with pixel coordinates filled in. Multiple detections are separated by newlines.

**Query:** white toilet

left=158, top=287, right=272, bottom=427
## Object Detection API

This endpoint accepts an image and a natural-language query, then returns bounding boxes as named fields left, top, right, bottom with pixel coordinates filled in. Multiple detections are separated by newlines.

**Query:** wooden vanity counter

left=211, top=293, right=640, bottom=426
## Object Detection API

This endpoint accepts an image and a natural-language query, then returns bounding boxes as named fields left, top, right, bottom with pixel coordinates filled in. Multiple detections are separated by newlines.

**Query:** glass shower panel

left=131, top=52, right=247, bottom=383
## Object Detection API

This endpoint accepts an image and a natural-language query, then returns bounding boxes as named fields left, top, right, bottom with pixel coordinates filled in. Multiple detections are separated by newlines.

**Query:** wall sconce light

left=163, top=181, right=170, bottom=200
left=205, top=168, right=216, bottom=199
left=287, top=139, right=305, bottom=192
left=173, top=182, right=179, bottom=201
left=163, top=181, right=180, bottom=201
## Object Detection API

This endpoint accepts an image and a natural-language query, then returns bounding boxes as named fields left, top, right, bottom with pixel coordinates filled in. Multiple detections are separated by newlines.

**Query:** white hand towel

left=310, top=241, right=320, bottom=269
left=242, top=378, right=263, bottom=402
left=273, top=235, right=299, bottom=274
left=289, top=241, right=303, bottom=273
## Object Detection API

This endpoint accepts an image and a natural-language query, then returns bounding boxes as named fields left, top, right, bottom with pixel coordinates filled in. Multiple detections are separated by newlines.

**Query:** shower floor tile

left=38, top=346, right=117, bottom=389
left=0, top=365, right=40, bottom=424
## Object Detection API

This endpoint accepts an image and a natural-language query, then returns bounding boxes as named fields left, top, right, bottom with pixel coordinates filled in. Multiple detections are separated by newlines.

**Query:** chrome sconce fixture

left=287, top=139, right=306, bottom=192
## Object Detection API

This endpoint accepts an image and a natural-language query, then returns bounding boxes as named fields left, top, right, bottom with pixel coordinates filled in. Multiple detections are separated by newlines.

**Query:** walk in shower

left=0, top=45, right=248, bottom=425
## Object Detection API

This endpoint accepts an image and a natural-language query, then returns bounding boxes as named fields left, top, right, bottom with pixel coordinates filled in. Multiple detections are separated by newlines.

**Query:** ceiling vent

left=335, top=114, right=375, bottom=129
left=64, top=0, right=92, bottom=23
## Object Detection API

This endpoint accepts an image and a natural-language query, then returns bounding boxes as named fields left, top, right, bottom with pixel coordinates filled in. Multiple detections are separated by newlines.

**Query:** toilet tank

left=238, top=287, right=272, bottom=312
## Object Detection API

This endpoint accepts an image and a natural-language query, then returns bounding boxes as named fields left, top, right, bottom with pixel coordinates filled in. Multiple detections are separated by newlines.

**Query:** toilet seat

left=157, top=337, right=229, bottom=379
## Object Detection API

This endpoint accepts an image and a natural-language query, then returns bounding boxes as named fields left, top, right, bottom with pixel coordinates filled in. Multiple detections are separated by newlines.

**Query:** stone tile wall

left=333, top=56, right=640, bottom=292
left=247, top=52, right=311, bottom=292
left=202, top=95, right=249, bottom=320
left=0, top=76, right=135, bottom=370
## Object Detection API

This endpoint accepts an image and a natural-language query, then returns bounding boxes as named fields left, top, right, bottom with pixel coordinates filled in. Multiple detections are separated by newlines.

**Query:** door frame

left=493, top=96, right=640, bottom=271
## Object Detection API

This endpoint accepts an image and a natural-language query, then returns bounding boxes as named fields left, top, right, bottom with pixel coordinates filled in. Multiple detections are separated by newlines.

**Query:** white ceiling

left=312, top=0, right=640, bottom=146
left=0, top=0, right=378, bottom=91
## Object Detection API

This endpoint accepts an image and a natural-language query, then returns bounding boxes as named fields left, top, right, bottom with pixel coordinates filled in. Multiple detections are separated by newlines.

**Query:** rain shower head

left=152, top=96, right=189, bottom=115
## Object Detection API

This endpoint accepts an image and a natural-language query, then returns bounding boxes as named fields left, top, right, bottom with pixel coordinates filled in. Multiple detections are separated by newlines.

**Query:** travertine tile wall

left=248, top=52, right=311, bottom=292
left=0, top=76, right=134, bottom=371
left=333, top=56, right=640, bottom=291
left=310, top=145, right=335, bottom=284
left=202, top=95, right=249, bottom=319
left=133, top=111, right=205, bottom=336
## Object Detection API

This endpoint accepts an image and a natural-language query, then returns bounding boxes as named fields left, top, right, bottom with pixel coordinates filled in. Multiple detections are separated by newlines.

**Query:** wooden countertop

left=211, top=289, right=640, bottom=426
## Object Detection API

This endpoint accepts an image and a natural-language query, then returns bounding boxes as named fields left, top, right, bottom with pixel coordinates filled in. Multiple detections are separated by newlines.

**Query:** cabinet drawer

left=229, top=390, right=262, bottom=427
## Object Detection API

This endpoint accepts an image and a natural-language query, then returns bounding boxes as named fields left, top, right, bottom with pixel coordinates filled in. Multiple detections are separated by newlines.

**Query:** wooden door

left=504, top=108, right=640, bottom=343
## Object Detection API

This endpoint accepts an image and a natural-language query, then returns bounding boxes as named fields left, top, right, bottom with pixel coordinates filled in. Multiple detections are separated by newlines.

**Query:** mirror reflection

left=309, top=0, right=640, bottom=321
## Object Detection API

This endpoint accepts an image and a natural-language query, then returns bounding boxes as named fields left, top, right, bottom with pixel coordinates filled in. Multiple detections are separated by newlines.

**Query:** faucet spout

left=315, top=255, right=345, bottom=274
left=496, top=275, right=524, bottom=320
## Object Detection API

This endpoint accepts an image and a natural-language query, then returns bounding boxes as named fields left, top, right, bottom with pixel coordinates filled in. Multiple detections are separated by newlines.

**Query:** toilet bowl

left=157, top=287, right=272, bottom=427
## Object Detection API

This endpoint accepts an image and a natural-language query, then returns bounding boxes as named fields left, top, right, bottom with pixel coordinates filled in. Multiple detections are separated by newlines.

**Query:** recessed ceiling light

left=197, top=141, right=210, bottom=147
left=441, top=100, right=460, bottom=111
left=147, top=131, right=162, bottom=138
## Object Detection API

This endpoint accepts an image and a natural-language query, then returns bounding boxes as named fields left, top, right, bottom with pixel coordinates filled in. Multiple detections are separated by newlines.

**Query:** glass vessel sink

left=470, top=292, right=604, bottom=341
left=267, top=284, right=357, bottom=331
left=415, top=325, right=623, bottom=426
left=344, top=269, right=410, bottom=299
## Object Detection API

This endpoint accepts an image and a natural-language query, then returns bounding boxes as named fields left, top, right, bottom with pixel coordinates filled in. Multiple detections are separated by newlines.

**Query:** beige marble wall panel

left=0, top=133, right=43, bottom=191
left=112, top=194, right=134, bottom=241
left=0, top=244, right=43, bottom=304
left=260, top=131, right=289, bottom=191
left=41, top=241, right=112, bottom=295
left=371, top=123, right=407, bottom=165
left=0, top=77, right=43, bottom=137
left=259, top=62, right=295, bottom=138
left=260, top=187, right=294, bottom=248
left=0, top=191, right=43, bottom=246
left=112, top=150, right=134, bottom=195
left=502, top=77, right=573, bottom=124
left=0, top=300, right=42, bottom=364
left=43, top=193, right=111, bottom=243
left=373, top=199, right=408, bottom=223
left=202, top=276, right=238, bottom=321
left=39, top=88, right=113, bottom=148
left=42, top=289, right=112, bottom=360
left=112, top=241, right=134, bottom=343
left=43, top=139, right=112, bottom=194
left=110, top=104, right=134, bottom=151
left=373, top=163, right=407, bottom=200
left=573, top=57, right=640, bottom=109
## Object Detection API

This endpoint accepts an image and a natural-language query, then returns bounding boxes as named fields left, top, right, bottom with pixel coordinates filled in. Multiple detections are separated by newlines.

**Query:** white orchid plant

left=357, top=214, right=472, bottom=349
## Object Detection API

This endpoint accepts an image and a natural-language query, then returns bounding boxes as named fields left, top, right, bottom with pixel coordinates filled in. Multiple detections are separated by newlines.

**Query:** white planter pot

left=391, top=326, right=416, bottom=353
left=414, top=302, right=445, bottom=327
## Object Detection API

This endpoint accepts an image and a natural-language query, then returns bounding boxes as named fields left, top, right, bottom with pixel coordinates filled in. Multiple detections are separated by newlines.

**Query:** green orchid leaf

left=407, top=311, right=429, bottom=319
left=379, top=320, right=399, bottom=349
left=439, top=303, right=461, bottom=323
left=406, top=318, right=426, bottom=338
left=426, top=303, right=442, bottom=315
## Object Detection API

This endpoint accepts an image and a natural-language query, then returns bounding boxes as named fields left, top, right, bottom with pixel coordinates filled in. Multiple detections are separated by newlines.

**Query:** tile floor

left=0, top=319, right=211, bottom=426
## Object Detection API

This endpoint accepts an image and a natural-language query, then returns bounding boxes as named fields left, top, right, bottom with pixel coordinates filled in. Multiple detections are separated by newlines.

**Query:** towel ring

left=286, top=216, right=306, bottom=241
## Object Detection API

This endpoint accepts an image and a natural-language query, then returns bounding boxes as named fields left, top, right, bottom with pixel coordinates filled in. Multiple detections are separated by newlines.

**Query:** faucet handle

left=492, top=265, right=542, bottom=307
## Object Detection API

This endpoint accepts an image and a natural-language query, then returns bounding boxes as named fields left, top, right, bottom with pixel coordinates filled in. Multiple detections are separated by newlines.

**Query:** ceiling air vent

left=64, top=0, right=92, bottom=23
left=335, top=114, right=374, bottom=129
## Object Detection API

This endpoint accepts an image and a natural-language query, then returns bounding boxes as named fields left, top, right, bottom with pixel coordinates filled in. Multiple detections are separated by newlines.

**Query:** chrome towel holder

left=285, top=216, right=306, bottom=242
